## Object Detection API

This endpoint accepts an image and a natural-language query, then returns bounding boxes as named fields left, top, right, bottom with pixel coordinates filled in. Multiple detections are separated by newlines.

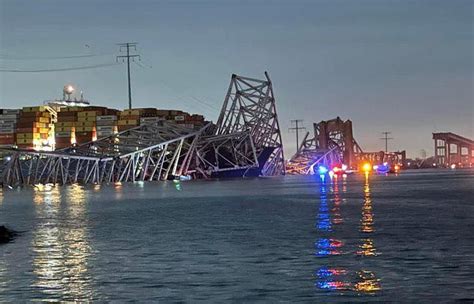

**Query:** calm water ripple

left=1, top=169, right=473, bottom=302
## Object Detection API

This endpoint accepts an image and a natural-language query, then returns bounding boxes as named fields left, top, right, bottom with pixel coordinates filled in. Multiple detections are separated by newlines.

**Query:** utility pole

left=117, top=43, right=140, bottom=109
left=380, top=131, right=394, bottom=153
left=289, top=119, right=306, bottom=152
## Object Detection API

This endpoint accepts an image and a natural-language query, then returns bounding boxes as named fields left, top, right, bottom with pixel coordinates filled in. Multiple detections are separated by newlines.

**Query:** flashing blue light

left=317, top=267, right=332, bottom=278
left=375, top=164, right=390, bottom=174
left=318, top=165, right=329, bottom=175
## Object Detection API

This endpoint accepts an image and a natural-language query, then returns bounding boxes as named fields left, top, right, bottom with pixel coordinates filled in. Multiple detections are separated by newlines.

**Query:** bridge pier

left=433, top=132, right=474, bottom=167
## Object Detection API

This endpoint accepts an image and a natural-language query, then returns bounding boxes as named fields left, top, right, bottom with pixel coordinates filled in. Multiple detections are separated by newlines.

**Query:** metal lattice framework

left=1, top=121, right=208, bottom=186
left=190, top=131, right=259, bottom=177
left=1, top=72, right=286, bottom=186
left=287, top=117, right=363, bottom=174
left=213, top=72, right=285, bottom=176
left=286, top=133, right=342, bottom=175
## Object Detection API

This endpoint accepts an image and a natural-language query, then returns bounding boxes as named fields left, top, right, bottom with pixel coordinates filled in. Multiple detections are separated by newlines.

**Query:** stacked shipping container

left=96, top=114, right=118, bottom=138
left=16, top=106, right=52, bottom=150
left=55, top=106, right=119, bottom=148
left=55, top=106, right=79, bottom=149
left=0, top=109, right=20, bottom=146
left=118, top=108, right=157, bottom=131
left=1, top=105, right=205, bottom=150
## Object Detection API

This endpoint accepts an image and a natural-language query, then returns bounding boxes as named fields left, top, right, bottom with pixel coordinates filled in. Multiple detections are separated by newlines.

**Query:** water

left=0, top=169, right=473, bottom=302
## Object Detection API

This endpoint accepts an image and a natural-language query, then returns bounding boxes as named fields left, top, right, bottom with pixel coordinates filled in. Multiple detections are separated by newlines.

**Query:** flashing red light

left=331, top=164, right=346, bottom=175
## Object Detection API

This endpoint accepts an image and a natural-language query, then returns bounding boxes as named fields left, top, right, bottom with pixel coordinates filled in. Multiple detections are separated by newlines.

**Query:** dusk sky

left=0, top=0, right=472, bottom=158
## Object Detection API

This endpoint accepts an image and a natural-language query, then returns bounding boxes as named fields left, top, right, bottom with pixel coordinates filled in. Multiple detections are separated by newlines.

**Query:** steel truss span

left=1, top=72, right=285, bottom=186
left=212, top=72, right=285, bottom=176
left=287, top=117, right=407, bottom=174
left=287, top=117, right=362, bottom=174
left=1, top=121, right=208, bottom=186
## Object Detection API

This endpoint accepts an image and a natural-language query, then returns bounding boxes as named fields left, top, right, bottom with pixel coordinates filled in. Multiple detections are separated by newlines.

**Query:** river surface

left=0, top=169, right=473, bottom=302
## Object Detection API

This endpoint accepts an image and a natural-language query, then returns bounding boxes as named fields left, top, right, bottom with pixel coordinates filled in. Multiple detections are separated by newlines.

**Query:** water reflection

left=173, top=180, right=182, bottom=191
left=0, top=256, right=7, bottom=295
left=315, top=173, right=381, bottom=294
left=357, top=173, right=378, bottom=257
left=360, top=174, right=374, bottom=233
left=315, top=238, right=343, bottom=257
left=355, top=174, right=381, bottom=292
left=316, top=183, right=331, bottom=232
left=315, top=178, right=349, bottom=289
left=32, top=184, right=95, bottom=301
left=315, top=267, right=351, bottom=290
left=331, top=178, right=343, bottom=225
left=114, top=182, right=123, bottom=200
left=354, top=270, right=381, bottom=292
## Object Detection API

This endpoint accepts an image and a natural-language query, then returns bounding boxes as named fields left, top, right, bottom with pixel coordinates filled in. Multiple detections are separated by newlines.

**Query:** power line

left=289, top=119, right=306, bottom=151
left=134, top=60, right=219, bottom=111
left=380, top=131, right=394, bottom=152
left=117, top=43, right=140, bottom=110
left=0, top=53, right=114, bottom=60
left=0, top=62, right=120, bottom=73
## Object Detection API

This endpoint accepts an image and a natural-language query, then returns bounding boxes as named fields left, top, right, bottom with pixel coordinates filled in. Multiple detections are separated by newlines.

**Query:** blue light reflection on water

left=316, top=179, right=331, bottom=232
left=314, top=172, right=381, bottom=294
left=1, top=170, right=474, bottom=302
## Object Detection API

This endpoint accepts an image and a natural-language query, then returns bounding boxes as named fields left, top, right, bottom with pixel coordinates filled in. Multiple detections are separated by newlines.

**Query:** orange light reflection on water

left=315, top=172, right=381, bottom=294
left=32, top=184, right=95, bottom=301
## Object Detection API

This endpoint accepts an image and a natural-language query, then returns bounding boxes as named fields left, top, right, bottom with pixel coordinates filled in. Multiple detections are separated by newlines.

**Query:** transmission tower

left=380, top=131, right=394, bottom=153
left=289, top=119, right=306, bottom=151
left=117, top=42, right=140, bottom=109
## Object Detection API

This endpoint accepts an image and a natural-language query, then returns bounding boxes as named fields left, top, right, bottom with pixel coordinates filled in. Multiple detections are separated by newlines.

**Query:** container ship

left=0, top=85, right=207, bottom=151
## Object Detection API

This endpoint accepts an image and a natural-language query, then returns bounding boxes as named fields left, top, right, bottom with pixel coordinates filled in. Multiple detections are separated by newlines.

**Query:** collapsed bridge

left=0, top=72, right=285, bottom=187
left=287, top=117, right=406, bottom=174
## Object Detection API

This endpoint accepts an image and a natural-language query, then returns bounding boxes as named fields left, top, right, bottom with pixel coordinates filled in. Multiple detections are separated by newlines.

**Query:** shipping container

left=0, top=130, right=15, bottom=135
left=57, top=116, right=77, bottom=122
left=0, top=119, right=18, bottom=124
left=121, top=109, right=142, bottom=116
left=75, top=126, right=94, bottom=132
left=1, top=109, right=21, bottom=115
left=16, top=133, right=40, bottom=139
left=56, top=122, right=74, bottom=127
left=96, top=115, right=117, bottom=121
left=0, top=123, right=16, bottom=129
left=140, top=117, right=162, bottom=124
left=96, top=125, right=114, bottom=132
left=97, top=131, right=114, bottom=137
left=77, top=110, right=100, bottom=117
left=77, top=116, right=96, bottom=122
left=156, top=110, right=171, bottom=116
left=22, top=106, right=46, bottom=112
left=75, top=121, right=95, bottom=127
left=0, top=114, right=19, bottom=120
left=55, top=131, right=73, bottom=137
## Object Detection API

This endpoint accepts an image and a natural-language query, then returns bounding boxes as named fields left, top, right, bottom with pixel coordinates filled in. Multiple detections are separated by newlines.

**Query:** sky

left=0, top=0, right=472, bottom=158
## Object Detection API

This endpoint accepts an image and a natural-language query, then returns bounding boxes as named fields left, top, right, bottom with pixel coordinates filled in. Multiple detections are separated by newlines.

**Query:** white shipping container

left=1, top=109, right=21, bottom=114
left=0, top=123, right=16, bottom=129
left=184, top=124, right=195, bottom=129
left=140, top=117, right=162, bottom=124
left=96, top=120, right=117, bottom=126
left=0, top=119, right=17, bottom=124
left=96, top=115, right=117, bottom=121
left=55, top=131, right=72, bottom=137
left=0, top=114, right=18, bottom=120
left=174, top=115, right=185, bottom=121
left=97, top=131, right=114, bottom=137
left=96, top=126, right=114, bottom=131
left=0, top=129, right=15, bottom=134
